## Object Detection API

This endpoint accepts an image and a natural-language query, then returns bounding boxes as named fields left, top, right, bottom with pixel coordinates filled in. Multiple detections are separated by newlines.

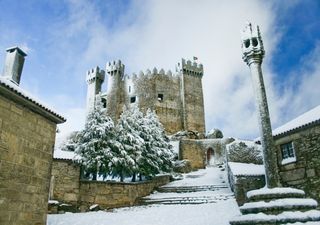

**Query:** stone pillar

left=241, top=22, right=280, bottom=188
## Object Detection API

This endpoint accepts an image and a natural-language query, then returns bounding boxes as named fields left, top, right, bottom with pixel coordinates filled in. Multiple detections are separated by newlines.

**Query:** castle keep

left=86, top=58, right=206, bottom=135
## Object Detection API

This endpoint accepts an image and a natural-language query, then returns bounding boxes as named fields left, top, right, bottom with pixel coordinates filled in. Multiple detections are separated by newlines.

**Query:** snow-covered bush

left=207, top=128, right=223, bottom=139
left=60, top=131, right=80, bottom=152
left=227, top=140, right=263, bottom=164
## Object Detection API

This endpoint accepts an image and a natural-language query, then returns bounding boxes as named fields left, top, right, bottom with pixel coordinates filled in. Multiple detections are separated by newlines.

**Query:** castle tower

left=241, top=22, right=280, bottom=188
left=2, top=46, right=27, bottom=85
left=106, top=60, right=127, bottom=122
left=177, top=58, right=205, bottom=135
left=86, top=66, right=105, bottom=114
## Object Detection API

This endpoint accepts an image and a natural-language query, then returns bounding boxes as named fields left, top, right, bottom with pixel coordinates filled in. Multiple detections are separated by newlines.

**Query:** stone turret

left=106, top=60, right=127, bottom=122
left=177, top=58, right=205, bottom=136
left=86, top=66, right=105, bottom=114
left=241, top=22, right=280, bottom=188
left=2, top=46, right=27, bottom=85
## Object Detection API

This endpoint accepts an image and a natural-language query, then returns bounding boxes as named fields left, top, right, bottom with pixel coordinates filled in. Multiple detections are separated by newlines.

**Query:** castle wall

left=181, top=73, right=205, bottom=134
left=275, top=124, right=320, bottom=203
left=179, top=138, right=231, bottom=169
left=0, top=94, right=57, bottom=225
left=130, top=73, right=183, bottom=134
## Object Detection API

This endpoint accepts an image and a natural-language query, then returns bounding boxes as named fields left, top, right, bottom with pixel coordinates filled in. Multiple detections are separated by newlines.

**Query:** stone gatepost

left=241, top=22, right=280, bottom=188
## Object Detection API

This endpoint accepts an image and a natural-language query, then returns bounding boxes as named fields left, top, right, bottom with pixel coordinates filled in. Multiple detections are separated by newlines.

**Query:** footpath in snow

left=47, top=167, right=241, bottom=225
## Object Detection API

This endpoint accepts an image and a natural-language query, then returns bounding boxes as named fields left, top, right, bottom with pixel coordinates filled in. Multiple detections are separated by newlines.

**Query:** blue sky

left=0, top=0, right=319, bottom=139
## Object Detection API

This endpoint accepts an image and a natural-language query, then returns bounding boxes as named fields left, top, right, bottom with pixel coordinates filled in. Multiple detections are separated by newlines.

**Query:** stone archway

left=206, top=147, right=215, bottom=166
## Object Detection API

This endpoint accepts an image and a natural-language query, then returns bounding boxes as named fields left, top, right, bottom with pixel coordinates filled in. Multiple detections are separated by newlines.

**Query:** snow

left=273, top=105, right=320, bottom=136
left=170, top=140, right=180, bottom=154
left=49, top=200, right=59, bottom=204
left=281, top=156, right=297, bottom=165
left=47, top=167, right=240, bottom=225
left=0, top=76, right=65, bottom=121
left=89, top=204, right=99, bottom=210
left=240, top=198, right=318, bottom=210
left=231, top=210, right=320, bottom=223
left=228, top=162, right=265, bottom=176
left=53, top=149, right=75, bottom=160
left=247, top=187, right=305, bottom=199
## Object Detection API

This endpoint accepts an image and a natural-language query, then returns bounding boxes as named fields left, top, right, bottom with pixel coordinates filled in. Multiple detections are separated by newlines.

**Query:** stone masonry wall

left=275, top=125, right=320, bottom=203
left=0, top=95, right=57, bottom=225
left=50, top=160, right=170, bottom=212
left=227, top=164, right=265, bottom=206
left=78, top=175, right=170, bottom=210
left=179, top=138, right=231, bottom=170
left=131, top=73, right=183, bottom=134
left=51, top=159, right=80, bottom=204
left=182, top=74, right=205, bottom=134
left=179, top=139, right=206, bottom=169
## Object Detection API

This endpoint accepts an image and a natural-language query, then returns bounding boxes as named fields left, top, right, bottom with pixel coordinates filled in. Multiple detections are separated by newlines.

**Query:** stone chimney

left=2, top=46, right=27, bottom=85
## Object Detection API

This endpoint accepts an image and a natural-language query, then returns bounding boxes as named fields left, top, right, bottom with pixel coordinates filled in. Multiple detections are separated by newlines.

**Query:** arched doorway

left=207, top=147, right=215, bottom=166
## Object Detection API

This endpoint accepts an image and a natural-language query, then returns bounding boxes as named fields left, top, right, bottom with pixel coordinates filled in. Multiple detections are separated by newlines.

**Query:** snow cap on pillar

left=241, top=22, right=265, bottom=65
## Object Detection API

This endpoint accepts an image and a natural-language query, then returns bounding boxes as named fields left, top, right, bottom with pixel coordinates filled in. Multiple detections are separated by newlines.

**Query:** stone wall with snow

left=49, top=159, right=171, bottom=212
left=274, top=123, right=320, bottom=203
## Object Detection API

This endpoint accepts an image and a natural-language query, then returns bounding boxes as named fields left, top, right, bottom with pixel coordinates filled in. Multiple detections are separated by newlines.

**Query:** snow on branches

left=73, top=98, right=174, bottom=182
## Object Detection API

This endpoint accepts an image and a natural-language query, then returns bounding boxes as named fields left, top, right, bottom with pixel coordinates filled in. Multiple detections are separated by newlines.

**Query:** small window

left=130, top=96, right=136, bottom=103
left=280, top=142, right=296, bottom=165
left=158, top=94, right=164, bottom=102
left=129, top=86, right=131, bottom=93
left=101, top=98, right=107, bottom=108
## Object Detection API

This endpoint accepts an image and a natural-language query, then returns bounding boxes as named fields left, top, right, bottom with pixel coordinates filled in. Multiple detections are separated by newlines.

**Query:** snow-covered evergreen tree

left=139, top=109, right=174, bottom=177
left=74, top=95, right=118, bottom=180
left=114, top=105, right=145, bottom=181
left=60, top=131, right=79, bottom=152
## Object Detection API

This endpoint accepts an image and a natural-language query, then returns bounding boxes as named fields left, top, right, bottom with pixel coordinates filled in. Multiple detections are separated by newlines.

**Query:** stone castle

left=86, top=58, right=205, bottom=135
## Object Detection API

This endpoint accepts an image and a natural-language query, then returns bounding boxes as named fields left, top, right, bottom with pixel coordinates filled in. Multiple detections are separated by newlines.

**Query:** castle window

left=158, top=94, right=164, bottom=102
left=130, top=96, right=136, bottom=103
left=280, top=142, right=296, bottom=165
left=101, top=98, right=107, bottom=108
left=129, top=86, right=131, bottom=93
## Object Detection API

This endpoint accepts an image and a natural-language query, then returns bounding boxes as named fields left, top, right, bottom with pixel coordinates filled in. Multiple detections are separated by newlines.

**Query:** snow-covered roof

left=0, top=77, right=65, bottom=123
left=53, top=149, right=75, bottom=160
left=273, top=105, right=320, bottom=137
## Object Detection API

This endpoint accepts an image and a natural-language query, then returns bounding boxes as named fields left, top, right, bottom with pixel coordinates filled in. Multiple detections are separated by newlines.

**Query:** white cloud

left=48, top=0, right=319, bottom=140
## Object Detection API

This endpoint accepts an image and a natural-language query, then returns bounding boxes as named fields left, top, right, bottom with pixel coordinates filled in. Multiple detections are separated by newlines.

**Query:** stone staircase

left=229, top=187, right=320, bottom=225
left=138, top=184, right=233, bottom=206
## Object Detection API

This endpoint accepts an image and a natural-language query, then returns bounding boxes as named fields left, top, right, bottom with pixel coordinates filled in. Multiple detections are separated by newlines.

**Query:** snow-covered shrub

left=173, top=160, right=192, bottom=173
left=207, top=128, right=223, bottom=139
left=227, top=140, right=263, bottom=164
left=60, top=131, right=80, bottom=152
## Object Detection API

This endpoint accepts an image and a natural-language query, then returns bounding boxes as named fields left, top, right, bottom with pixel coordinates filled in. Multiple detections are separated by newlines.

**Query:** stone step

left=229, top=209, right=320, bottom=225
left=247, top=187, right=305, bottom=202
left=157, top=185, right=228, bottom=193
left=240, top=198, right=318, bottom=215
left=140, top=194, right=233, bottom=205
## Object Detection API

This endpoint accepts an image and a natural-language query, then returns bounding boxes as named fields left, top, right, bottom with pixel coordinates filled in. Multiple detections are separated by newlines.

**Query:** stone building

left=86, top=58, right=205, bottom=135
left=273, top=104, right=320, bottom=202
left=0, top=47, right=65, bottom=225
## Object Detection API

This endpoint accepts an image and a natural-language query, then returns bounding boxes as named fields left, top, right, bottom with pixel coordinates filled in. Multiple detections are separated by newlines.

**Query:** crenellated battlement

left=106, top=60, right=125, bottom=75
left=176, top=58, right=203, bottom=77
left=86, top=66, right=105, bottom=83
left=131, top=68, right=176, bottom=79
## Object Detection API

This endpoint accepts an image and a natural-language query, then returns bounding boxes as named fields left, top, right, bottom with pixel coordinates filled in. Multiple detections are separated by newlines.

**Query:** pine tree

left=74, top=95, right=118, bottom=180
left=114, top=105, right=145, bottom=181
left=138, top=109, right=174, bottom=178
left=60, top=131, right=79, bottom=152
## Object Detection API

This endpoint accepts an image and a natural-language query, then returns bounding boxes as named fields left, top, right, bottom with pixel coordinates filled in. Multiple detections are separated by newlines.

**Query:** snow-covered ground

left=47, top=167, right=241, bottom=225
